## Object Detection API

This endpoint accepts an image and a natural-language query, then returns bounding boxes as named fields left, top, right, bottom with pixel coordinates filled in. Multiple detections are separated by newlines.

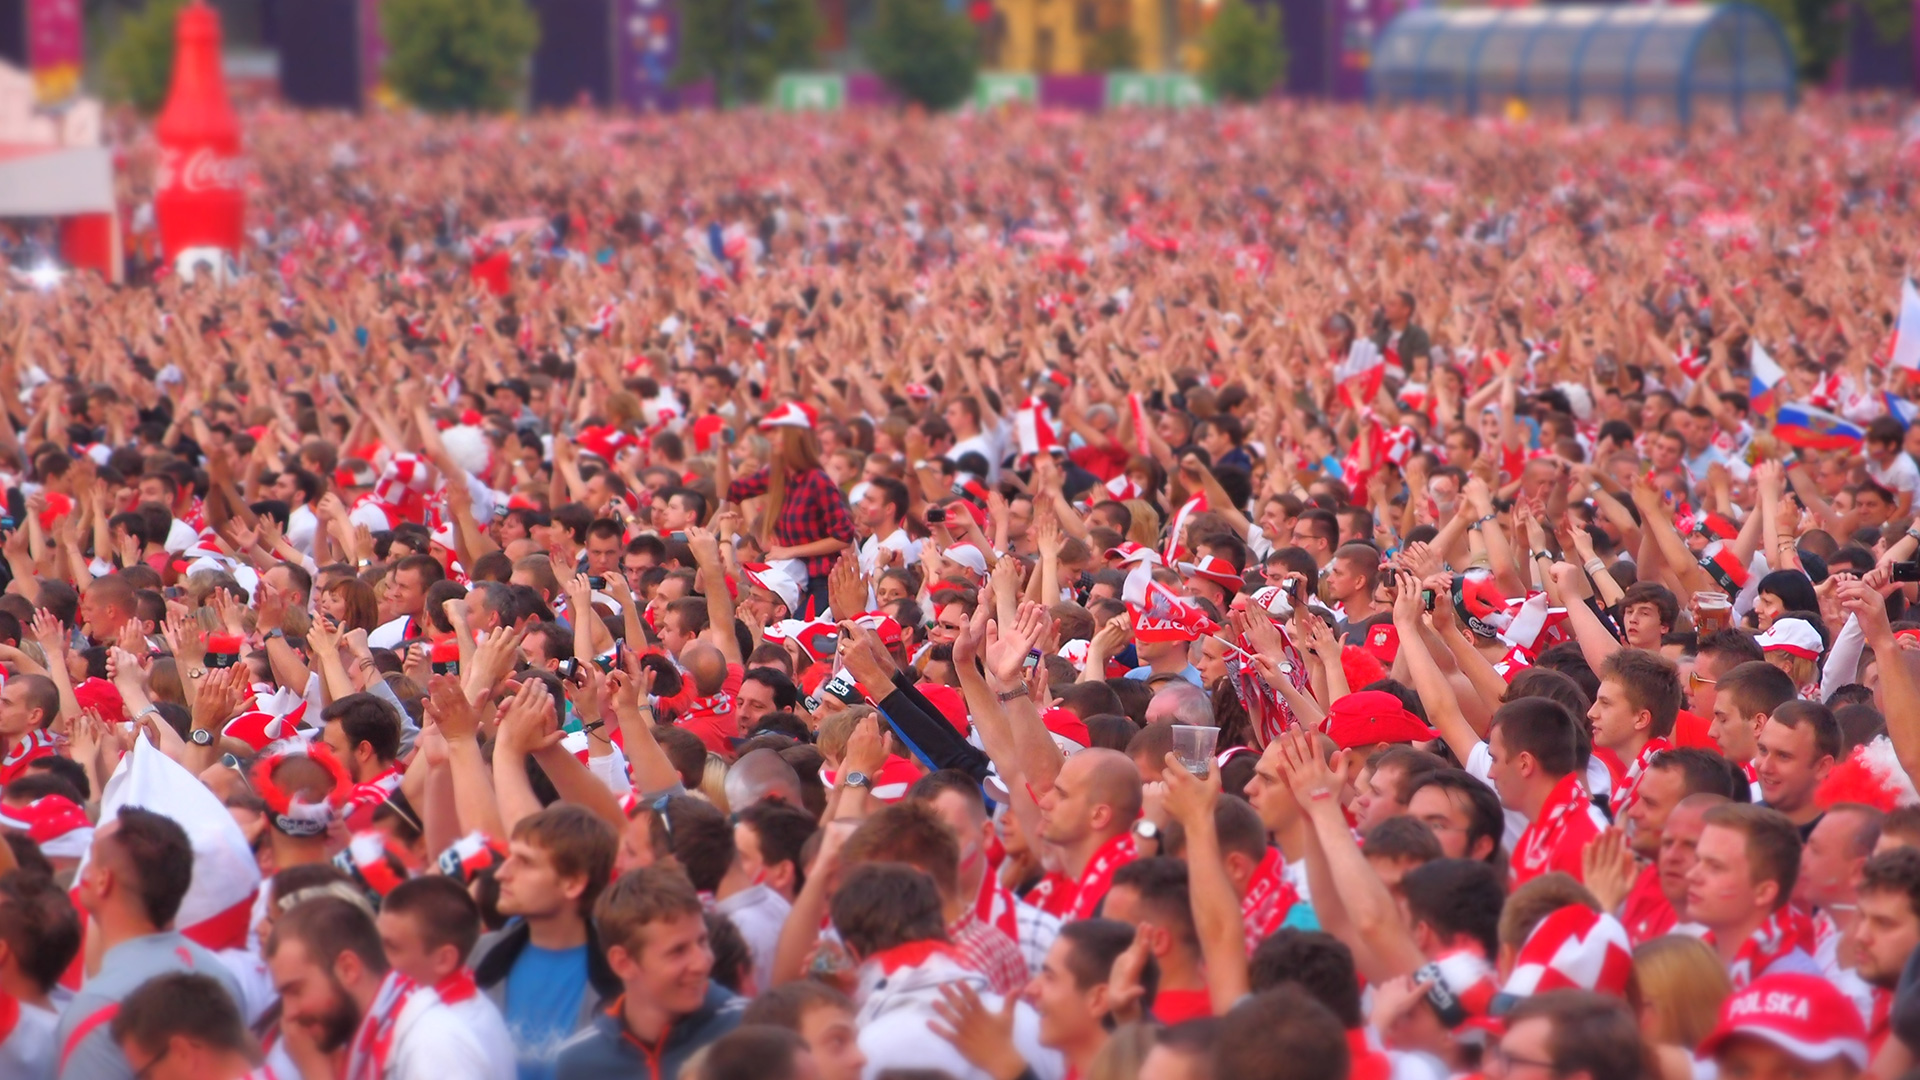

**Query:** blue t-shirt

left=505, top=943, right=590, bottom=1080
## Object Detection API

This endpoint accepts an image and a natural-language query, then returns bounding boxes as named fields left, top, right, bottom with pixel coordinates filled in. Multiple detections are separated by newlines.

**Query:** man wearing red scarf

left=1589, top=650, right=1681, bottom=819
left=1033, top=749, right=1143, bottom=921
left=1687, top=804, right=1820, bottom=987
left=1488, top=699, right=1605, bottom=887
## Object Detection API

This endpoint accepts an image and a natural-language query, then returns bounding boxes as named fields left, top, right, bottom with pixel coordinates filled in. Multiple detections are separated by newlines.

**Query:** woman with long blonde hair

left=721, top=407, right=857, bottom=617
left=1633, top=935, right=1732, bottom=1080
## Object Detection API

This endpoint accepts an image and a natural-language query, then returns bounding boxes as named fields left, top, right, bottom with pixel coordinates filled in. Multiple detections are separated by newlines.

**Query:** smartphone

left=925, top=506, right=947, bottom=525
left=587, top=576, right=607, bottom=590
left=1894, top=563, right=1920, bottom=584
left=1023, top=648, right=1042, bottom=672
left=722, top=428, right=737, bottom=445
left=1421, top=589, right=1436, bottom=612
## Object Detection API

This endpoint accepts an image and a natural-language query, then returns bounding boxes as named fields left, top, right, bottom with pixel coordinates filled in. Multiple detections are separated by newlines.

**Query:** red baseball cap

left=1324, top=690, right=1437, bottom=749
left=1699, top=974, right=1868, bottom=1069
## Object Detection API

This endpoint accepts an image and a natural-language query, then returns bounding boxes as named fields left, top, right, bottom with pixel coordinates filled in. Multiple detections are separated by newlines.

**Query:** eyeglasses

left=1487, top=1045, right=1561, bottom=1077
left=1687, top=672, right=1716, bottom=691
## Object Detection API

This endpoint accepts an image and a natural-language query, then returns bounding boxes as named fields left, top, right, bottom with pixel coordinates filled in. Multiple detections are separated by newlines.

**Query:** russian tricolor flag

left=1774, top=404, right=1865, bottom=452
left=1884, top=392, right=1920, bottom=429
left=1750, top=341, right=1785, bottom=414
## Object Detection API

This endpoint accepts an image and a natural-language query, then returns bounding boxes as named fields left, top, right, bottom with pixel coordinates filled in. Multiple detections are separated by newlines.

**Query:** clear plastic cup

left=1171, top=724, right=1221, bottom=777
left=1693, top=590, right=1731, bottom=635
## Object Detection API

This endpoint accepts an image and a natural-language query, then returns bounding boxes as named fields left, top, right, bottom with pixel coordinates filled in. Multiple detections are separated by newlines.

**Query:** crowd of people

left=3, top=97, right=1920, bottom=1080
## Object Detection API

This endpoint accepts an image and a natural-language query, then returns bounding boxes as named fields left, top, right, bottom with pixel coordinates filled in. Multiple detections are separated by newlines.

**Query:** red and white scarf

left=1609, top=737, right=1673, bottom=818
left=975, top=869, right=1021, bottom=943
left=682, top=690, right=733, bottom=723
left=434, top=969, right=478, bottom=1005
left=1062, top=832, right=1138, bottom=921
left=1240, top=847, right=1301, bottom=953
left=1513, top=773, right=1592, bottom=885
left=0, top=728, right=57, bottom=785
left=344, top=971, right=422, bottom=1080
left=1713, top=909, right=1815, bottom=989
left=340, top=766, right=404, bottom=831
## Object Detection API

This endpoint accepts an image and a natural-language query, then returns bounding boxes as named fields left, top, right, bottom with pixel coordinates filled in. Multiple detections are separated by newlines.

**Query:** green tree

left=102, top=0, right=189, bottom=114
left=864, top=0, right=978, bottom=109
left=1201, top=0, right=1286, bottom=103
left=675, top=0, right=822, bottom=107
left=382, top=0, right=539, bottom=112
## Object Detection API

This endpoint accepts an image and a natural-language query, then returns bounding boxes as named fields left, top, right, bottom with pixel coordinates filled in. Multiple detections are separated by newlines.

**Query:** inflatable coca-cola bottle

left=154, top=0, right=244, bottom=282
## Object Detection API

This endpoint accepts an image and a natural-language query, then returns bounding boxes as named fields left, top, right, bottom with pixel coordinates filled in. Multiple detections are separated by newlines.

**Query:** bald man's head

left=684, top=642, right=726, bottom=696
left=1081, top=748, right=1145, bottom=823
left=725, top=749, right=803, bottom=813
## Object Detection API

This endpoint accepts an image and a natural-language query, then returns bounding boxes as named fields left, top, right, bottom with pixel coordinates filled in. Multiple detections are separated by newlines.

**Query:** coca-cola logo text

left=158, top=147, right=244, bottom=194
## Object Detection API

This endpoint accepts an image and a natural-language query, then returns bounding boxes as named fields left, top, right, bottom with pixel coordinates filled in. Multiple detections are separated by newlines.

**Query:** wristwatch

left=1132, top=819, right=1161, bottom=854
left=189, top=728, right=214, bottom=747
left=844, top=772, right=873, bottom=790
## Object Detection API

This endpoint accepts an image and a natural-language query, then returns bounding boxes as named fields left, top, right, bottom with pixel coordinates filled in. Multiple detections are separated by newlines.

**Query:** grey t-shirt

left=54, top=933, right=245, bottom=1080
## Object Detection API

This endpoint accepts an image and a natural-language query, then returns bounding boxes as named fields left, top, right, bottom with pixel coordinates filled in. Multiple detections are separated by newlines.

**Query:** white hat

left=941, top=545, right=990, bottom=579
left=744, top=560, right=806, bottom=617
left=758, top=402, right=817, bottom=430
left=1757, top=617, right=1822, bottom=661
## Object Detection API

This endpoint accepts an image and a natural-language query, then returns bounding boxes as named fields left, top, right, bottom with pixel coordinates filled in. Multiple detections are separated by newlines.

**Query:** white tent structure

left=0, top=63, right=119, bottom=282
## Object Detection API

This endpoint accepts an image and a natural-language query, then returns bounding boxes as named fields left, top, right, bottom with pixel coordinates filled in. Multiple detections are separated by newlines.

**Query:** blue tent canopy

left=1370, top=4, right=1797, bottom=125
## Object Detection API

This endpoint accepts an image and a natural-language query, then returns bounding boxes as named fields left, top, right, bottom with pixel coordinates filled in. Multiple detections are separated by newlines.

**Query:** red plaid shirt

left=727, top=466, right=856, bottom=580
left=948, top=911, right=1028, bottom=995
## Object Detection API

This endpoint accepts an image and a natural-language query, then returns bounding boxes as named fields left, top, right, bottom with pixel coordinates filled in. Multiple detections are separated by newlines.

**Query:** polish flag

left=1164, top=491, right=1209, bottom=565
left=1892, top=279, right=1920, bottom=375
left=1335, top=338, right=1386, bottom=411
left=1750, top=340, right=1786, bottom=414
left=1015, top=397, right=1061, bottom=458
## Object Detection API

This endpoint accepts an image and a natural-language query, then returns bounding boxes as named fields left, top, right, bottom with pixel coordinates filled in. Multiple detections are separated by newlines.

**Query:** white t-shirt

left=949, top=432, right=1002, bottom=484
left=387, top=988, right=494, bottom=1080
left=717, top=883, right=793, bottom=995
left=859, top=527, right=921, bottom=576
left=443, top=993, right=517, bottom=1080
left=1868, top=452, right=1920, bottom=498
left=287, top=503, right=319, bottom=556
left=368, top=613, right=418, bottom=650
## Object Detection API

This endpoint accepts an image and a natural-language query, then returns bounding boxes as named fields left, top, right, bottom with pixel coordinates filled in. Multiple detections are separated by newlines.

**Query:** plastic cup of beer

left=1171, top=725, right=1221, bottom=777
left=1693, top=591, right=1731, bottom=635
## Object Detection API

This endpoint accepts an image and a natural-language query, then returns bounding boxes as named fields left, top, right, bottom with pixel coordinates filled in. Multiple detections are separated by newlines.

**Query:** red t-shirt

left=670, top=663, right=746, bottom=755
left=1622, top=862, right=1677, bottom=945
left=1070, top=440, right=1130, bottom=481
left=1152, top=988, right=1214, bottom=1025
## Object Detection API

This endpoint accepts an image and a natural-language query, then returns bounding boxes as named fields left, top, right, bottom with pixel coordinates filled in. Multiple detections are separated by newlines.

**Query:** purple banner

left=846, top=73, right=899, bottom=106
left=1038, top=74, right=1104, bottom=111
left=617, top=0, right=682, bottom=110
